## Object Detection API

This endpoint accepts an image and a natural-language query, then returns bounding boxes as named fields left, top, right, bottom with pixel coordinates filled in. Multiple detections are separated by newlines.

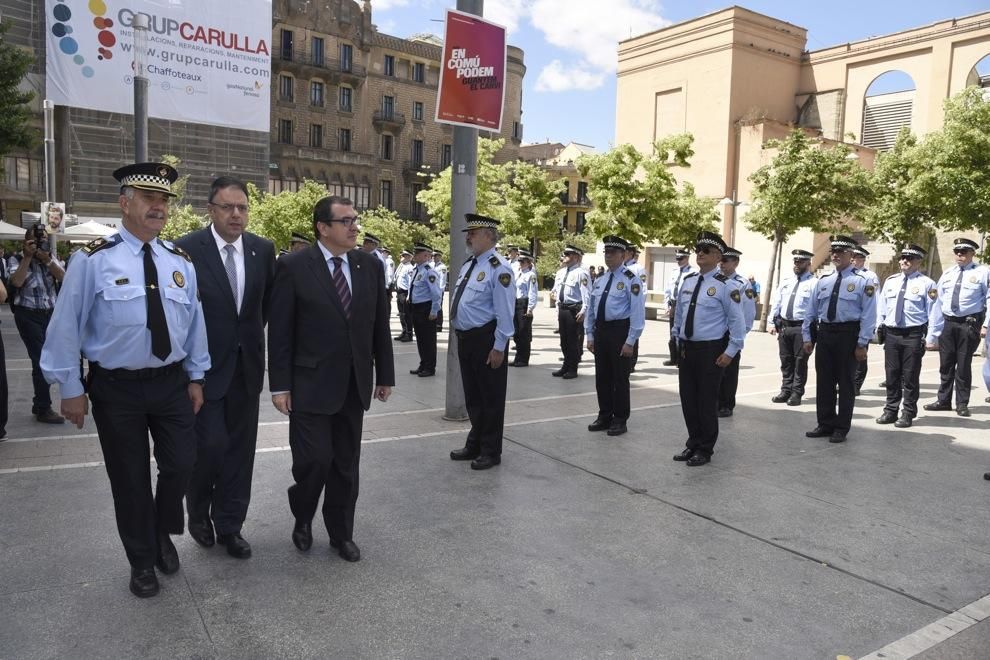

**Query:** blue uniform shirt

left=665, top=264, right=697, bottom=309
left=671, top=269, right=747, bottom=357
left=40, top=225, right=210, bottom=399
left=725, top=271, right=757, bottom=331
left=624, top=258, right=649, bottom=288
left=855, top=267, right=880, bottom=287
left=409, top=262, right=443, bottom=313
left=584, top=266, right=647, bottom=346
left=515, top=268, right=538, bottom=312
left=769, top=271, right=818, bottom=321
left=451, top=247, right=516, bottom=351
left=877, top=270, right=943, bottom=344
left=553, top=265, right=590, bottom=311
left=395, top=262, right=415, bottom=290
left=936, top=263, right=989, bottom=318
left=803, top=265, right=879, bottom=347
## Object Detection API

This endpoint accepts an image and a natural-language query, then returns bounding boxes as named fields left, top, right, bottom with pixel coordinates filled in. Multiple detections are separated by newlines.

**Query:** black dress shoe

left=957, top=406, right=971, bottom=417
left=329, top=538, right=361, bottom=562
left=806, top=426, right=833, bottom=438
left=606, top=421, right=628, bottom=436
left=686, top=453, right=710, bottom=466
left=35, top=409, right=65, bottom=424
left=450, top=447, right=480, bottom=461
left=470, top=455, right=501, bottom=470
left=673, top=447, right=694, bottom=461
left=551, top=369, right=566, bottom=377
left=924, top=400, right=952, bottom=411
left=985, top=396, right=990, bottom=404
left=587, top=417, right=611, bottom=432
left=409, top=368, right=421, bottom=375
left=417, top=370, right=436, bottom=377
left=662, top=359, right=677, bottom=366
left=217, top=533, right=252, bottom=559
left=829, top=430, right=847, bottom=443
left=771, top=392, right=790, bottom=403
left=717, top=408, right=732, bottom=418
left=876, top=412, right=898, bottom=424
left=129, top=568, right=160, bottom=598
left=509, top=362, right=528, bottom=367
left=292, top=520, right=312, bottom=552
left=854, top=387, right=861, bottom=396
left=894, top=416, right=913, bottom=428
left=394, top=334, right=406, bottom=341
left=561, top=371, right=578, bottom=380
left=879, top=381, right=888, bottom=388
left=155, top=533, right=180, bottom=575
left=188, top=518, right=215, bottom=548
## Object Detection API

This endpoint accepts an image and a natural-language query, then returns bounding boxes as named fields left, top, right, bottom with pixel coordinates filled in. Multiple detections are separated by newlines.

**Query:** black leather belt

left=819, top=321, right=859, bottom=330
left=943, top=314, right=983, bottom=324
left=455, top=320, right=496, bottom=338
left=89, top=361, right=183, bottom=380
left=780, top=319, right=803, bottom=327
left=683, top=334, right=729, bottom=349
left=885, top=325, right=926, bottom=336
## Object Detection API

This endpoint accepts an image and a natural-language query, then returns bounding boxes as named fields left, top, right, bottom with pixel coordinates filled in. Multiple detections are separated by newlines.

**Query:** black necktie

left=826, top=271, right=842, bottom=322
left=449, top=258, right=476, bottom=320
left=951, top=268, right=964, bottom=315
left=684, top=274, right=703, bottom=339
left=894, top=275, right=909, bottom=326
left=785, top=277, right=800, bottom=320
left=673, top=268, right=684, bottom=300
left=142, top=244, right=171, bottom=361
left=596, top=272, right=614, bottom=327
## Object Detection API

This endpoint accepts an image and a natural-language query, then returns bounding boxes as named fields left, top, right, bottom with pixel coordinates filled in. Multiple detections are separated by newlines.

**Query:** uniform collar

left=837, top=265, right=856, bottom=276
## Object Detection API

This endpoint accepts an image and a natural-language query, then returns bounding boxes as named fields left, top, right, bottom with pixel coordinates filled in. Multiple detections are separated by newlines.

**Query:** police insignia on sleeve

left=928, top=289, right=938, bottom=300
left=616, top=282, right=625, bottom=291
left=581, top=277, right=588, bottom=286
left=707, top=287, right=717, bottom=297
left=847, top=283, right=855, bottom=292
left=745, top=289, right=755, bottom=299
left=428, top=275, right=436, bottom=283
left=477, top=271, right=486, bottom=282
left=640, top=273, right=647, bottom=282
left=631, top=283, right=641, bottom=295
left=498, top=272, right=511, bottom=287
left=730, top=289, right=741, bottom=303
left=173, top=271, right=185, bottom=287
left=864, top=285, right=875, bottom=297
left=488, top=255, right=500, bottom=267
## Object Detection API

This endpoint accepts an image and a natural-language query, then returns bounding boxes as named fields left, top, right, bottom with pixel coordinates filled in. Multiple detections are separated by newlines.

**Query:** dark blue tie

left=894, top=275, right=908, bottom=326
left=826, top=271, right=842, bottom=322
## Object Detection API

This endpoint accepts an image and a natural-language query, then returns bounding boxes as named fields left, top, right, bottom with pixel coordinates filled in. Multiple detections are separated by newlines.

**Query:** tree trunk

left=758, top=233, right=783, bottom=333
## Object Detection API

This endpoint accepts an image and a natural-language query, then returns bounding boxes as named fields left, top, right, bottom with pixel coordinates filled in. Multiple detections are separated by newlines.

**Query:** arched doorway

left=966, top=53, right=990, bottom=89
left=862, top=70, right=916, bottom=151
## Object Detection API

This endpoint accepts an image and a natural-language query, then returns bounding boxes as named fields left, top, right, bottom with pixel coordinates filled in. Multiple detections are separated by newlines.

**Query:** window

left=381, top=134, right=393, bottom=160
left=577, top=181, right=588, bottom=204
left=277, top=119, right=293, bottom=144
left=411, top=139, right=424, bottom=165
left=380, top=180, right=392, bottom=209
left=279, top=75, right=294, bottom=102
left=413, top=101, right=424, bottom=121
left=3, top=157, right=43, bottom=191
left=344, top=183, right=357, bottom=202
left=340, top=44, right=353, bottom=72
left=441, top=144, right=452, bottom=169
left=328, top=181, right=343, bottom=197
left=310, top=81, right=324, bottom=107
left=338, top=128, right=351, bottom=152
left=339, top=86, right=352, bottom=112
left=280, top=29, right=293, bottom=60
left=513, top=121, right=523, bottom=141
left=576, top=212, right=587, bottom=234
left=412, top=62, right=425, bottom=83
left=309, top=124, right=323, bottom=148
left=311, top=37, right=324, bottom=66
left=384, top=55, right=395, bottom=76
left=560, top=180, right=570, bottom=204
left=381, top=95, right=394, bottom=119
left=411, top=183, right=425, bottom=218
left=356, top=184, right=370, bottom=210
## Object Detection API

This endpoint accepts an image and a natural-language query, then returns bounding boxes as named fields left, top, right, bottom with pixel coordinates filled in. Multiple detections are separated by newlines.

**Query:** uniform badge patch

left=498, top=273, right=511, bottom=287
left=912, top=287, right=919, bottom=294
left=864, top=285, right=875, bottom=297
left=707, top=287, right=717, bottom=297
left=928, top=289, right=938, bottom=300
left=745, top=289, right=755, bottom=299
left=173, top=271, right=185, bottom=288
left=730, top=289, right=741, bottom=303
left=971, top=275, right=979, bottom=284
left=428, top=275, right=436, bottom=283
left=476, top=271, right=486, bottom=282
left=640, top=273, right=647, bottom=282
left=847, top=283, right=855, bottom=292
left=616, top=282, right=625, bottom=291
left=581, top=277, right=588, bottom=286
left=631, top=283, right=641, bottom=295
left=115, top=278, right=129, bottom=285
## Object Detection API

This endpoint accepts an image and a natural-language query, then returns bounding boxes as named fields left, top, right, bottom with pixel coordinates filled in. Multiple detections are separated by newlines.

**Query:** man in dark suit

left=268, top=195, right=394, bottom=562
left=178, top=177, right=275, bottom=559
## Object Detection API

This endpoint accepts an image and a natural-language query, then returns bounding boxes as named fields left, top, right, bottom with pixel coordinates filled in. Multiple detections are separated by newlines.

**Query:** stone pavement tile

left=914, top=618, right=990, bottom=660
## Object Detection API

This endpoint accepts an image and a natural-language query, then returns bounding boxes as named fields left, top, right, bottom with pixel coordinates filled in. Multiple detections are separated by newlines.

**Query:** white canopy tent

left=0, top=220, right=29, bottom=240
left=61, top=220, right=117, bottom=240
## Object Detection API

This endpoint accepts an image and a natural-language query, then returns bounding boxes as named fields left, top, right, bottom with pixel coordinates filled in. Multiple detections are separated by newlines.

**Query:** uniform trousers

left=594, top=319, right=632, bottom=422
left=936, top=315, right=983, bottom=407
left=666, top=303, right=679, bottom=365
left=777, top=321, right=809, bottom=396
left=717, top=351, right=741, bottom=411
left=814, top=322, right=860, bottom=433
left=882, top=326, right=926, bottom=419
left=435, top=292, right=444, bottom=331
left=287, top=369, right=364, bottom=542
left=396, top=289, right=411, bottom=336
left=186, top=354, right=260, bottom=535
left=88, top=362, right=195, bottom=570
left=512, top=298, right=533, bottom=364
left=410, top=301, right=437, bottom=371
left=678, top=335, right=728, bottom=456
left=557, top=303, right=582, bottom=372
left=855, top=357, right=869, bottom=392
left=457, top=321, right=507, bottom=458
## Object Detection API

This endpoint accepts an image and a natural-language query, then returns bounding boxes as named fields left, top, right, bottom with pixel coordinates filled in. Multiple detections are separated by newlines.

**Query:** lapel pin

left=251, top=250, right=256, bottom=256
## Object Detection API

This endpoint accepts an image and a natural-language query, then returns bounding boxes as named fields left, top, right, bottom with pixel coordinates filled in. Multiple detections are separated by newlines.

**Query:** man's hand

left=586, top=340, right=595, bottom=354
left=620, top=343, right=634, bottom=357
left=374, top=385, right=392, bottom=402
left=982, top=327, right=988, bottom=339
left=575, top=311, right=585, bottom=323
left=429, top=313, right=437, bottom=321
left=926, top=343, right=937, bottom=351
left=854, top=346, right=868, bottom=362
left=22, top=239, right=37, bottom=259
left=803, top=341, right=814, bottom=355
left=187, top=382, right=204, bottom=414
left=61, top=394, right=89, bottom=429
left=486, top=348, right=505, bottom=369
left=273, top=392, right=292, bottom=415
left=715, top=353, right=733, bottom=368
left=769, top=327, right=778, bottom=336
left=525, top=310, right=533, bottom=318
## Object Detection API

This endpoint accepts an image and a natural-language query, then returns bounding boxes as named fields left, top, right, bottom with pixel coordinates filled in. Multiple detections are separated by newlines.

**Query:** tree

left=534, top=233, right=597, bottom=284
left=498, top=159, right=565, bottom=243
left=861, top=128, right=934, bottom=248
left=159, top=155, right=206, bottom=241
left=417, top=138, right=506, bottom=234
left=358, top=206, right=445, bottom=254
left=745, top=129, right=873, bottom=331
left=248, top=179, right=329, bottom=249
left=0, top=19, right=35, bottom=177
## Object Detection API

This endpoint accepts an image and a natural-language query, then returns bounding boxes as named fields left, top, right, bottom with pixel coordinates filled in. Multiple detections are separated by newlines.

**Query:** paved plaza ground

left=1, top=301, right=988, bottom=659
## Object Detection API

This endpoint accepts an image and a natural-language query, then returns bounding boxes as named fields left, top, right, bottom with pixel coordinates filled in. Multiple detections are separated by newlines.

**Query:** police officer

left=393, top=249, right=415, bottom=342
left=408, top=243, right=443, bottom=377
left=663, top=248, right=696, bottom=366
left=510, top=250, right=538, bottom=367
left=506, top=245, right=521, bottom=275
left=716, top=247, right=756, bottom=417
left=552, top=245, right=590, bottom=379
left=851, top=246, right=880, bottom=395
left=586, top=236, right=646, bottom=437
left=925, top=237, right=989, bottom=417
left=363, top=232, right=392, bottom=319
left=433, top=250, right=448, bottom=331
left=289, top=232, right=311, bottom=253
left=40, top=162, right=210, bottom=598
left=802, top=236, right=878, bottom=443
left=671, top=232, right=747, bottom=466
left=768, top=249, right=817, bottom=406
left=875, top=244, right=942, bottom=428
left=448, top=214, right=516, bottom=469
left=623, top=243, right=648, bottom=371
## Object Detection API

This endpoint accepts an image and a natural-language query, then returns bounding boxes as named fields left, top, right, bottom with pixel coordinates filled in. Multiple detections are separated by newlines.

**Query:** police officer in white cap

left=768, top=249, right=817, bottom=406
left=851, top=245, right=880, bottom=395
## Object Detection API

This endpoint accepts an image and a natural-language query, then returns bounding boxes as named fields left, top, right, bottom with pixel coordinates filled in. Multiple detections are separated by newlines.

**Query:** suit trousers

left=717, top=351, right=741, bottom=411
left=777, top=323, right=808, bottom=396
left=89, top=363, right=196, bottom=569
left=512, top=298, right=533, bottom=364
left=457, top=321, right=507, bottom=458
left=882, top=327, right=926, bottom=418
left=411, top=301, right=437, bottom=371
left=855, top=357, right=869, bottom=392
left=186, top=354, right=260, bottom=535
left=594, top=319, right=632, bottom=421
left=678, top=336, right=728, bottom=456
left=12, top=306, right=53, bottom=414
left=557, top=303, right=582, bottom=372
left=287, top=370, right=364, bottom=541
left=814, top=323, right=860, bottom=433
left=936, top=316, right=982, bottom=407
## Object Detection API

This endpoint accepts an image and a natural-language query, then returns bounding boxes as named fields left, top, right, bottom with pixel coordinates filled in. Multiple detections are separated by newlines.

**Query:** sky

left=369, top=0, right=990, bottom=151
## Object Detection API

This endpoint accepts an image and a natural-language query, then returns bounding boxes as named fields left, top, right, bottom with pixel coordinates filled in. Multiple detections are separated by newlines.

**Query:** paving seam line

left=858, top=593, right=990, bottom=659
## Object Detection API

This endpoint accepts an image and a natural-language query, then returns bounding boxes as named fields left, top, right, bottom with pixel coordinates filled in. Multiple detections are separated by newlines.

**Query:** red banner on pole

left=435, top=9, right=507, bottom=132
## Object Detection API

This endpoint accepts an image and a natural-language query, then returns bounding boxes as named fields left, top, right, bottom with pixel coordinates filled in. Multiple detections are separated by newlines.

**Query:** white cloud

left=372, top=0, right=412, bottom=10
left=484, top=0, right=527, bottom=34
left=535, top=59, right=605, bottom=92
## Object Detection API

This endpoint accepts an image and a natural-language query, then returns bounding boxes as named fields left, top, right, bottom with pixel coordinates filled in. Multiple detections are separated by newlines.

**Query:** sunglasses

left=953, top=249, right=972, bottom=255
left=829, top=247, right=849, bottom=254
left=695, top=246, right=716, bottom=255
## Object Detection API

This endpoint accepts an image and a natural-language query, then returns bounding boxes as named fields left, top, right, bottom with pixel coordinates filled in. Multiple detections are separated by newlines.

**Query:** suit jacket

left=267, top=244, right=395, bottom=414
left=176, top=228, right=275, bottom=401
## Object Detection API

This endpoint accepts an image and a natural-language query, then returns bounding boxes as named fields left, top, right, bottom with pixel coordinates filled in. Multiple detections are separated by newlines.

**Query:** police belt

left=818, top=321, right=860, bottom=332
left=780, top=319, right=804, bottom=327
left=596, top=318, right=630, bottom=329
left=455, top=319, right=497, bottom=339
left=884, top=325, right=927, bottom=336
left=682, top=333, right=729, bottom=349
left=943, top=313, right=984, bottom=324
left=89, top=361, right=184, bottom=380
left=558, top=301, right=581, bottom=309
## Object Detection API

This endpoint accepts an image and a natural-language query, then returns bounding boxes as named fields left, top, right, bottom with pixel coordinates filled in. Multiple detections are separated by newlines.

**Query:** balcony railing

left=271, top=142, right=376, bottom=168
left=272, top=51, right=367, bottom=78
left=402, top=160, right=440, bottom=178
left=372, top=110, right=406, bottom=129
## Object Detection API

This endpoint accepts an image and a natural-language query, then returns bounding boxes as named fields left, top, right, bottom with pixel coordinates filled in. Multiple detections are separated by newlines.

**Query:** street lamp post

left=719, top=189, right=746, bottom=245
left=132, top=13, right=150, bottom=162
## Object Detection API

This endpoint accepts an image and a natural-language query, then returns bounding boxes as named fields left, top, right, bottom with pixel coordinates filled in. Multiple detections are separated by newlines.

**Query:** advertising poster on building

left=45, top=0, right=271, bottom=132
left=435, top=9, right=506, bottom=132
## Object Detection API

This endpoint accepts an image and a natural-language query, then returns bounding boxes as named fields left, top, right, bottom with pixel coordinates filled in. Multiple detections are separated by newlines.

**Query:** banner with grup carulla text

left=45, top=0, right=271, bottom=132
left=435, top=9, right=506, bottom=133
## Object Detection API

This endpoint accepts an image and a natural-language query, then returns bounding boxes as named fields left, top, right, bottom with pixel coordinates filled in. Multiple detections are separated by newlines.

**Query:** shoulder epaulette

left=82, top=234, right=121, bottom=255
left=158, top=239, right=192, bottom=262
left=885, top=273, right=900, bottom=281
left=488, top=255, right=500, bottom=268
left=684, top=272, right=699, bottom=280
left=623, top=268, right=634, bottom=279
left=714, top=273, right=728, bottom=283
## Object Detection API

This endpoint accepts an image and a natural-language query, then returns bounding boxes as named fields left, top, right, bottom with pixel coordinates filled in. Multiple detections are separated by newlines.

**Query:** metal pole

left=43, top=99, right=58, bottom=253
left=443, top=0, right=483, bottom=420
left=133, top=14, right=150, bottom=162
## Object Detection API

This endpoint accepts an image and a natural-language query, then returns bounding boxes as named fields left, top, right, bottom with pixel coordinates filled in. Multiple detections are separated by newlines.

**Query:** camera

left=31, top=223, right=50, bottom=254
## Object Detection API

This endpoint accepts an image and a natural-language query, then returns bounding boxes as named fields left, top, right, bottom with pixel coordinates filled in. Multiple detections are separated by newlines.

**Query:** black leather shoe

left=417, top=370, right=436, bottom=377
left=35, top=409, right=65, bottom=424
left=606, top=421, right=628, bottom=436
left=854, top=387, right=861, bottom=396
left=771, top=392, right=790, bottom=403
left=673, top=447, right=694, bottom=461
left=394, top=334, right=406, bottom=341
left=985, top=396, right=990, bottom=404
left=188, top=518, right=215, bottom=548
left=551, top=369, right=566, bottom=377
left=409, top=368, right=421, bottom=375
left=879, top=381, right=888, bottom=388
left=587, top=417, right=611, bottom=432
left=686, top=453, right=710, bottom=466
left=829, top=430, right=847, bottom=443
left=509, top=362, right=528, bottom=367
left=399, top=336, right=413, bottom=343
left=957, top=406, right=971, bottom=417
left=155, top=533, right=180, bottom=575
left=717, top=408, right=732, bottom=418
left=129, top=568, right=160, bottom=598
left=806, top=426, right=833, bottom=438
left=924, top=400, right=952, bottom=411
left=450, top=447, right=480, bottom=460
left=292, top=520, right=312, bottom=552
left=470, top=455, right=501, bottom=470
left=876, top=412, right=898, bottom=424
left=329, top=538, right=361, bottom=562
left=787, top=394, right=802, bottom=406
left=662, top=359, right=677, bottom=366
left=217, top=533, right=252, bottom=559
left=561, top=371, right=578, bottom=380
left=894, top=416, right=913, bottom=428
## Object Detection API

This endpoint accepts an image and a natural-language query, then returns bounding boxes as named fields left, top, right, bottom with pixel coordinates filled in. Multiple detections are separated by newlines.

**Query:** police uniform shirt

left=515, top=268, right=538, bottom=313
left=726, top=271, right=757, bottom=331
left=624, top=258, right=648, bottom=286
left=671, top=270, right=747, bottom=357
left=584, top=266, right=647, bottom=346
left=452, top=248, right=516, bottom=350
left=384, top=255, right=395, bottom=287
left=769, top=271, right=817, bottom=321
left=554, top=265, right=590, bottom=311
left=373, top=248, right=389, bottom=287
left=509, top=257, right=521, bottom=276
left=877, top=271, right=943, bottom=344
left=410, top=262, right=443, bottom=313
left=855, top=266, right=880, bottom=287
left=395, top=262, right=415, bottom=290
left=936, top=263, right=990, bottom=318
left=664, top=264, right=697, bottom=308
left=802, top=266, right=879, bottom=347
left=434, top=261, right=448, bottom=289
left=40, top=225, right=210, bottom=399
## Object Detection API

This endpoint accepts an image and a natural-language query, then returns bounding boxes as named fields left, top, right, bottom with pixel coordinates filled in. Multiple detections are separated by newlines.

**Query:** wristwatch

left=190, top=378, right=206, bottom=386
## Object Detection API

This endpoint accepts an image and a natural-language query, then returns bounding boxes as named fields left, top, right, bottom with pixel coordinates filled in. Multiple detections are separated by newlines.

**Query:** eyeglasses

left=209, top=203, right=249, bottom=214
left=324, top=215, right=360, bottom=227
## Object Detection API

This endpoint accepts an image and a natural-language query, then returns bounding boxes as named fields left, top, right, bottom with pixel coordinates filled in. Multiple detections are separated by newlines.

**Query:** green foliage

left=861, top=128, right=932, bottom=245
left=358, top=206, right=444, bottom=255
left=0, top=20, right=35, bottom=175
left=159, top=154, right=206, bottom=241
left=248, top=179, right=329, bottom=249
left=534, top=233, right=597, bottom=282
left=417, top=138, right=506, bottom=233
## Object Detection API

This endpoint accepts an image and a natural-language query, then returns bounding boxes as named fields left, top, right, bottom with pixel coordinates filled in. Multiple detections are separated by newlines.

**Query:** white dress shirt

left=211, top=225, right=245, bottom=313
